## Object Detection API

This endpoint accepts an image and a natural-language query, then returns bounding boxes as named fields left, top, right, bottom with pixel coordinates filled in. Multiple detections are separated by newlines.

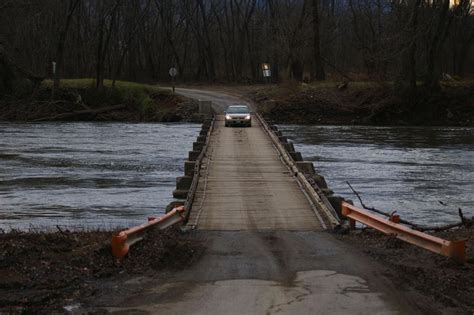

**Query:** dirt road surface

left=82, top=88, right=443, bottom=314
left=89, top=231, right=425, bottom=314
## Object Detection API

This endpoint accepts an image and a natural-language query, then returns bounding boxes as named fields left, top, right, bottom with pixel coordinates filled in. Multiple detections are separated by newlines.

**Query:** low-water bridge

left=105, top=88, right=423, bottom=314
left=188, top=114, right=324, bottom=230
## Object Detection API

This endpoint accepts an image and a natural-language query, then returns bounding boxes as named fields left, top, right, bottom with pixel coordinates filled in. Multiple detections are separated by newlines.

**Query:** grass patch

left=1, top=78, right=199, bottom=122
left=42, top=78, right=167, bottom=95
left=41, top=79, right=169, bottom=114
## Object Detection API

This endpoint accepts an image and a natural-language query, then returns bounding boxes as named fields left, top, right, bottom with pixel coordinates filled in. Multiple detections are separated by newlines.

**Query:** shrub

left=12, top=78, right=34, bottom=98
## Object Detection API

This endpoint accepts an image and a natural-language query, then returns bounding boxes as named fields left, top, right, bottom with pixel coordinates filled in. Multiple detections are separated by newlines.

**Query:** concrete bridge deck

left=188, top=115, right=322, bottom=230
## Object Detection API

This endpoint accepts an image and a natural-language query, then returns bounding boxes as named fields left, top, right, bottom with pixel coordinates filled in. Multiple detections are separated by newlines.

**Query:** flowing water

left=0, top=122, right=199, bottom=230
left=0, top=123, right=472, bottom=230
left=280, top=125, right=474, bottom=225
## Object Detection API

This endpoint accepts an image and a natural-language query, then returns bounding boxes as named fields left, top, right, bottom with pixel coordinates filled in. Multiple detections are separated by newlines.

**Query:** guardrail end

left=443, top=240, right=467, bottom=264
left=111, top=231, right=129, bottom=259
left=342, top=202, right=468, bottom=264
left=349, top=218, right=356, bottom=230
left=176, top=206, right=186, bottom=218
left=390, top=214, right=400, bottom=223
left=342, top=204, right=352, bottom=228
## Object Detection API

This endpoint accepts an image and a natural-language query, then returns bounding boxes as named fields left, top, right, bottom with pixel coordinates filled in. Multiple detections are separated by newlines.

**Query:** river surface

left=0, top=123, right=472, bottom=230
left=0, top=122, right=199, bottom=230
left=280, top=125, right=474, bottom=225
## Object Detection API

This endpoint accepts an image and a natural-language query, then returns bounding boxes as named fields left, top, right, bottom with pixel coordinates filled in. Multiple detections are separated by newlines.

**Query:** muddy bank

left=337, top=227, right=474, bottom=313
left=0, top=85, right=203, bottom=123
left=0, top=227, right=204, bottom=314
left=242, top=82, right=474, bottom=126
left=1, top=225, right=472, bottom=313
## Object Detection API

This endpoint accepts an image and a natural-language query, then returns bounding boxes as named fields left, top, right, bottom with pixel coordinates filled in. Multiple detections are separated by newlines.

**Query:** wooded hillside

left=0, top=0, right=473, bottom=94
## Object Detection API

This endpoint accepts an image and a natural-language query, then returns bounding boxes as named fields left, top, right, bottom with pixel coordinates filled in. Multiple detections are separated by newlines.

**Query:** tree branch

left=346, top=181, right=473, bottom=232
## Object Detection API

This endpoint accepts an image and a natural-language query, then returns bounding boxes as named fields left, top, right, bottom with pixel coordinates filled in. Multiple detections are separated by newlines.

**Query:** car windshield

left=227, top=106, right=249, bottom=114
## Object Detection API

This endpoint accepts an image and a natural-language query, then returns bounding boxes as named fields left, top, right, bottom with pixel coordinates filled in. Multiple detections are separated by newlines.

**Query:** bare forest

left=0, top=0, right=472, bottom=94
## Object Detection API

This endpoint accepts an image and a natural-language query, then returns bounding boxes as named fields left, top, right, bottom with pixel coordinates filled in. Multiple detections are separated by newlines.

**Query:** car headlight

left=244, top=115, right=251, bottom=120
left=225, top=115, right=232, bottom=120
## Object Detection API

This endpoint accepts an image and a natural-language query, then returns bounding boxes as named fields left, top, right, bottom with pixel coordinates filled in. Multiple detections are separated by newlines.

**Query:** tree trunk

left=52, top=0, right=80, bottom=98
left=96, top=2, right=106, bottom=89
left=197, top=0, right=216, bottom=80
left=452, top=0, right=474, bottom=76
left=397, top=0, right=421, bottom=96
left=96, top=0, right=120, bottom=89
left=0, top=43, right=16, bottom=95
left=424, top=0, right=452, bottom=92
left=267, top=0, right=280, bottom=82
left=311, top=0, right=325, bottom=81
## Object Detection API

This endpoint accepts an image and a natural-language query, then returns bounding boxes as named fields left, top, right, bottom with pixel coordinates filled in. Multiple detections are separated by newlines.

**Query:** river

left=280, top=125, right=474, bottom=225
left=0, top=123, right=472, bottom=230
left=0, top=122, right=199, bottom=230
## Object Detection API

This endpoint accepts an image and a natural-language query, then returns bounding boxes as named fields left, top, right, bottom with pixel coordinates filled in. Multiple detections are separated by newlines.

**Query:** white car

left=224, top=105, right=252, bottom=127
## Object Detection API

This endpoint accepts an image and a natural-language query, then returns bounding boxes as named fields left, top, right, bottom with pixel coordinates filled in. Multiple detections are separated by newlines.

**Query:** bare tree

left=1, top=0, right=472, bottom=87
left=397, top=0, right=422, bottom=95
left=451, top=0, right=474, bottom=76
left=96, top=0, right=120, bottom=88
left=311, top=0, right=325, bottom=80
left=424, top=0, right=453, bottom=91
left=52, top=0, right=80, bottom=97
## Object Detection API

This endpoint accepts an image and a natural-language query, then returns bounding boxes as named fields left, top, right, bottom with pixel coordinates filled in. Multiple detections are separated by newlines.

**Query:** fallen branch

left=346, top=181, right=418, bottom=227
left=346, top=182, right=394, bottom=217
left=346, top=181, right=473, bottom=232
left=56, top=225, right=67, bottom=235
left=415, top=207, right=473, bottom=232
left=32, top=104, right=126, bottom=122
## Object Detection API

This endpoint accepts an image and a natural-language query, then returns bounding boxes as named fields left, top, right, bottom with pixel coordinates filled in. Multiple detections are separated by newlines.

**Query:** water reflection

left=280, top=125, right=474, bottom=225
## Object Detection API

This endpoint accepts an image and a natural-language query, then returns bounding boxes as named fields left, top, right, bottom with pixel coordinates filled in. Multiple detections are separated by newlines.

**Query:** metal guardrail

left=256, top=113, right=340, bottom=229
left=341, top=202, right=467, bottom=263
left=111, top=116, right=215, bottom=258
left=111, top=206, right=185, bottom=259
left=110, top=116, right=215, bottom=259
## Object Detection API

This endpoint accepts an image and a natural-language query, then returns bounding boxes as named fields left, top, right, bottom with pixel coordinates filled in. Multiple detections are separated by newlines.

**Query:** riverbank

left=0, top=225, right=472, bottom=313
left=3, top=80, right=472, bottom=125
left=238, top=81, right=474, bottom=126
left=0, top=79, right=202, bottom=122
left=337, top=227, right=474, bottom=313
left=0, top=227, right=204, bottom=314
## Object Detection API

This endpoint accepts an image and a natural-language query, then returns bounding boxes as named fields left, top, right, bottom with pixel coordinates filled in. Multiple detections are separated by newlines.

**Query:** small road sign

left=169, top=67, right=178, bottom=93
left=169, top=67, right=178, bottom=77
left=261, top=63, right=271, bottom=82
